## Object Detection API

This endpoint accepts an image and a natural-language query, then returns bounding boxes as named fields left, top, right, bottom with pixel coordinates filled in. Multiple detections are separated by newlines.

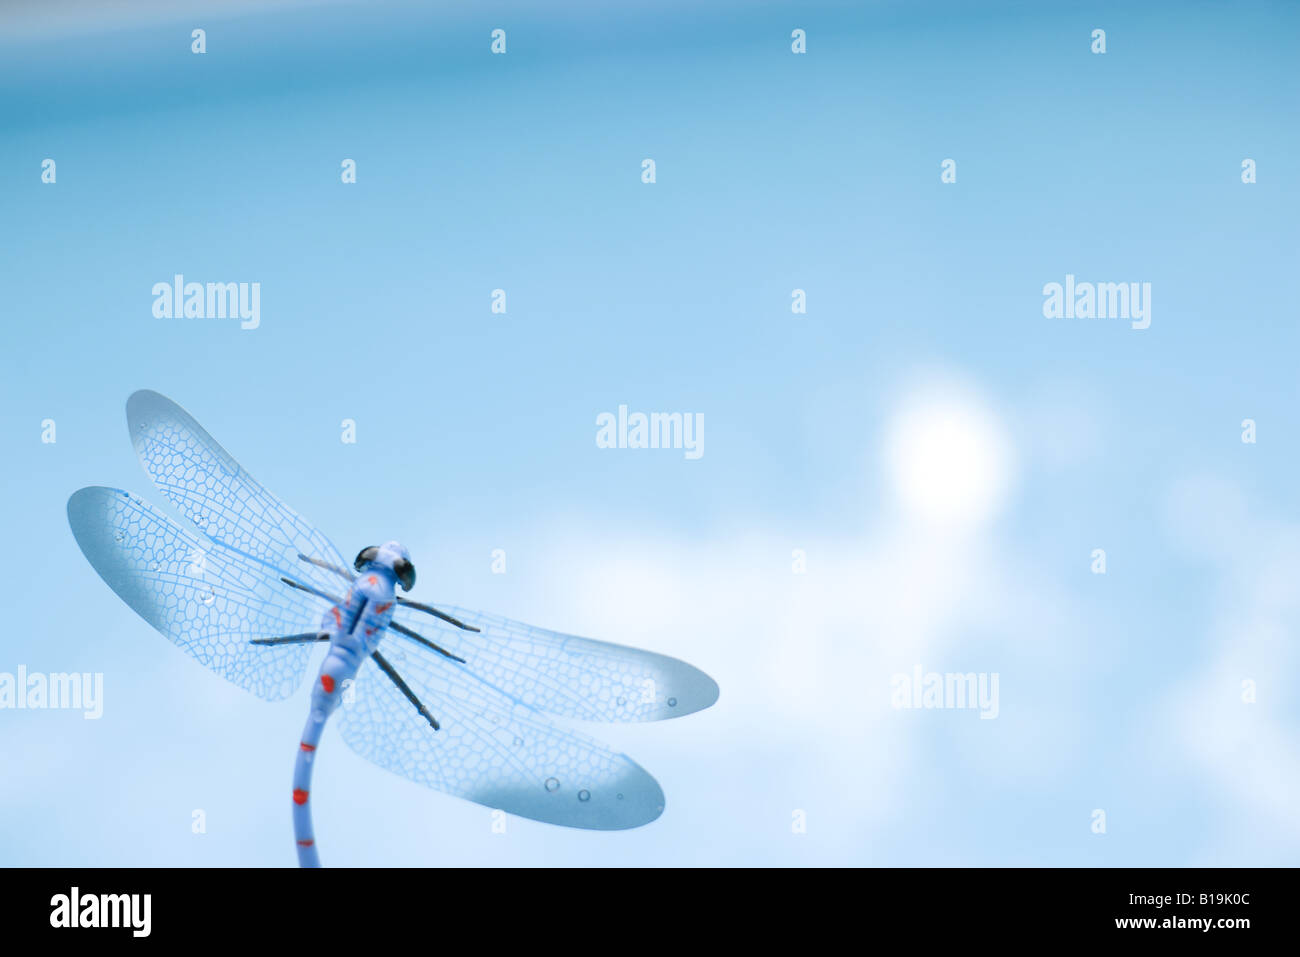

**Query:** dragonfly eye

left=353, top=545, right=379, bottom=572
left=393, top=558, right=416, bottom=592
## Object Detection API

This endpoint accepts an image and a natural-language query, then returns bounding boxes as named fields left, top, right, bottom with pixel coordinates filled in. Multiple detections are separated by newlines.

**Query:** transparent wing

left=125, top=389, right=347, bottom=602
left=67, top=486, right=329, bottom=700
left=390, top=604, right=719, bottom=722
left=337, top=639, right=666, bottom=829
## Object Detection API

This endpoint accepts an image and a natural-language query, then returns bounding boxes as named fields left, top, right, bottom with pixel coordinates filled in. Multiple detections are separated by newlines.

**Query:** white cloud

left=1159, top=476, right=1300, bottom=859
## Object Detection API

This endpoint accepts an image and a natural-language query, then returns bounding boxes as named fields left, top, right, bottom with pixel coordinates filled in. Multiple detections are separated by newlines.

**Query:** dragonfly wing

left=68, top=486, right=329, bottom=700
left=391, top=604, right=719, bottom=722
left=125, top=389, right=348, bottom=599
left=337, top=641, right=666, bottom=829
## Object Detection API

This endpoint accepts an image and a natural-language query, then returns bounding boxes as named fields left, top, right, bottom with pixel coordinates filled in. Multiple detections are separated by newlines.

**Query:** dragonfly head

left=353, top=541, right=416, bottom=592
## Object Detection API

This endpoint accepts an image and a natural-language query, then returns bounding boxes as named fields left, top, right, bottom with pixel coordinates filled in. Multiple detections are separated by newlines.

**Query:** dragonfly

left=66, top=390, right=719, bottom=867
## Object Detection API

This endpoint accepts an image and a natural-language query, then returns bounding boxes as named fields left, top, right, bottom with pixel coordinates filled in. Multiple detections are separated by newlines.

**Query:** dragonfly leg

left=251, top=631, right=329, bottom=646
left=395, top=597, right=481, bottom=633
left=371, top=650, right=440, bottom=731
left=386, top=621, right=466, bottom=663
left=297, top=553, right=355, bottom=582
left=279, top=576, right=343, bottom=605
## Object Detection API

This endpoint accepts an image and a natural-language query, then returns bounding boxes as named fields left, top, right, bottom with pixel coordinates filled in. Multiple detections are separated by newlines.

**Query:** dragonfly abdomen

left=293, top=572, right=398, bottom=866
left=292, top=647, right=364, bottom=868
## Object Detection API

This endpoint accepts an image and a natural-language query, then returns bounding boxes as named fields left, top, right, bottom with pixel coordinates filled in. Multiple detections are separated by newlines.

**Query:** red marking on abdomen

left=300, top=742, right=315, bottom=752
left=293, top=789, right=309, bottom=805
left=331, top=607, right=342, bottom=627
left=375, top=602, right=392, bottom=614
left=321, top=675, right=335, bottom=693
left=296, top=839, right=314, bottom=847
left=368, top=575, right=377, bottom=586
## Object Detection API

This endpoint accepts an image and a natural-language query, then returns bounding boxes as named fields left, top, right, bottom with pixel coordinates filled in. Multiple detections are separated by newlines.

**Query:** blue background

left=1, top=0, right=1297, bottom=865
